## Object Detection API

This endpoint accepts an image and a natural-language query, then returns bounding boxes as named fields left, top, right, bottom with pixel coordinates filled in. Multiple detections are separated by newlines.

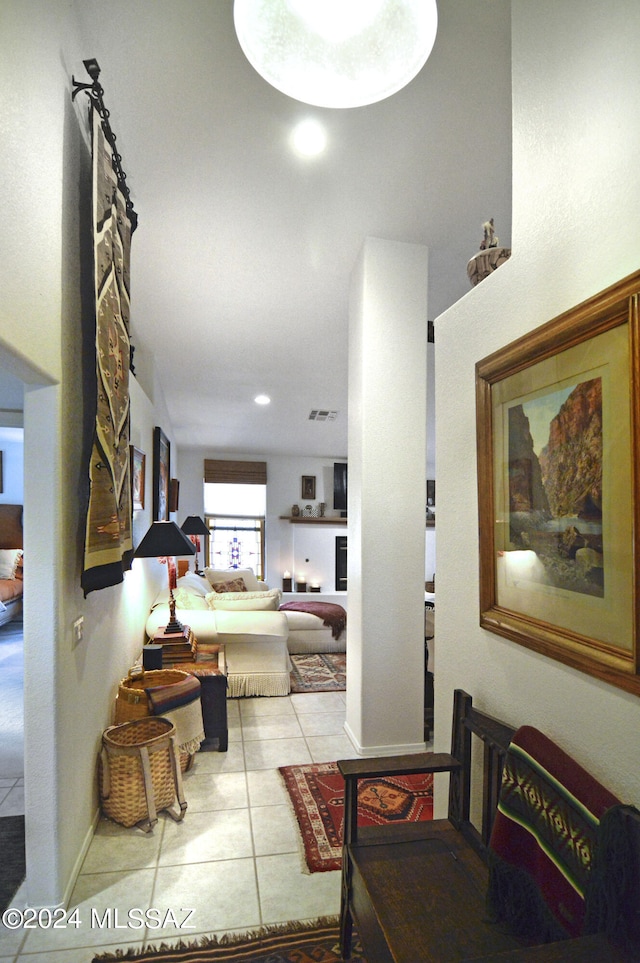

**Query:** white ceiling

left=5, top=0, right=513, bottom=458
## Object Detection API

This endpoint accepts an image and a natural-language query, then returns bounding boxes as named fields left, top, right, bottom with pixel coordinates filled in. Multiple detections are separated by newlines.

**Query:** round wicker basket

left=115, top=668, right=191, bottom=723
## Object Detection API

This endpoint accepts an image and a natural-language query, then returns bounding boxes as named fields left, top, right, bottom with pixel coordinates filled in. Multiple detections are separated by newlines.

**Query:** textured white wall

left=346, top=238, right=428, bottom=753
left=433, top=0, right=640, bottom=814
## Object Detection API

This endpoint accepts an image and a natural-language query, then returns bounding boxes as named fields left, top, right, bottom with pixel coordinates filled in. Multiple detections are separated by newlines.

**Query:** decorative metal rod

left=72, top=58, right=138, bottom=231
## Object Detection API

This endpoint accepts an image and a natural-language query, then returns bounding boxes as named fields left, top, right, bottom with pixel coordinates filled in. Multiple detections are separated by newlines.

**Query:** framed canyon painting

left=476, top=271, right=640, bottom=695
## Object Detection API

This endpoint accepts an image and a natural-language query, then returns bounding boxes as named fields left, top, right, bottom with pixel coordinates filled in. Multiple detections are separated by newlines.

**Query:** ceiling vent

left=309, top=409, right=338, bottom=422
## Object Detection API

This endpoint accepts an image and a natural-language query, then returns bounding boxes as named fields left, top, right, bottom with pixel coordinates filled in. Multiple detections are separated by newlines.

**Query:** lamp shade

left=134, top=521, right=196, bottom=558
left=181, top=515, right=210, bottom=536
left=233, top=0, right=438, bottom=109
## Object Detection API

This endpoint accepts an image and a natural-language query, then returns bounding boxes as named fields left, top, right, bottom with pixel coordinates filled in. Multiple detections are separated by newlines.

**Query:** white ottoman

left=214, top=611, right=291, bottom=697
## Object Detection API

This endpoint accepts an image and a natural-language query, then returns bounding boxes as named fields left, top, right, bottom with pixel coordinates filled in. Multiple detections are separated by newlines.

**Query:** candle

left=282, top=572, right=293, bottom=591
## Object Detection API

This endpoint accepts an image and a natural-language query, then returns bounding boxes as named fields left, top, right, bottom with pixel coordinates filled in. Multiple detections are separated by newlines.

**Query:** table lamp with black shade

left=134, top=520, right=196, bottom=634
left=180, top=515, right=209, bottom=575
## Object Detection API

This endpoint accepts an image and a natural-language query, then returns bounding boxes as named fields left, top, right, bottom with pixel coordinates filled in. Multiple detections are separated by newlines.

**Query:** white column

left=346, top=237, right=428, bottom=754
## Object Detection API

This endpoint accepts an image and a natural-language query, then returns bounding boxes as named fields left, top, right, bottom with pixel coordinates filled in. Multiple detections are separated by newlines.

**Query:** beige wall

left=434, top=0, right=640, bottom=813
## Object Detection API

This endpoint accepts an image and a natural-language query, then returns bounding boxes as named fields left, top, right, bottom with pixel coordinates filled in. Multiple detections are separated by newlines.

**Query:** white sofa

left=145, top=569, right=347, bottom=697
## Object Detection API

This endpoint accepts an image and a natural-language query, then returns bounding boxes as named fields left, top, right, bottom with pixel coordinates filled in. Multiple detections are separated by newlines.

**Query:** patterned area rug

left=280, top=761, right=433, bottom=872
left=92, top=917, right=366, bottom=961
left=289, top=653, right=346, bottom=692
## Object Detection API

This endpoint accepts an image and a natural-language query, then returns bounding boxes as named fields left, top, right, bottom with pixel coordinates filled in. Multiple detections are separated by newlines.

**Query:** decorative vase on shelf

left=291, top=504, right=300, bottom=517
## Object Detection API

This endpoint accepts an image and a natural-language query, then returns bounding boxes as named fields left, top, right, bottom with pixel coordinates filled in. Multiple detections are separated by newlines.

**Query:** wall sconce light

left=180, top=515, right=210, bottom=575
left=134, top=521, right=195, bottom=634
left=233, top=0, right=438, bottom=109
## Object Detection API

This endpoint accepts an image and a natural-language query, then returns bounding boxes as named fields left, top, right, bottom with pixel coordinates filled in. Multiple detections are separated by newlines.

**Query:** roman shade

left=204, top=460, right=267, bottom=485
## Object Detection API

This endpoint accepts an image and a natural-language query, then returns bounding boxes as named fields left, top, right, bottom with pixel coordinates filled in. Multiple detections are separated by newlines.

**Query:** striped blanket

left=488, top=725, right=628, bottom=942
left=146, top=675, right=204, bottom=756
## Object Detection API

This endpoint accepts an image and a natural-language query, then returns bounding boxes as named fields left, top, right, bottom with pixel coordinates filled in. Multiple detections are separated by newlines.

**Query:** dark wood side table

left=174, top=646, right=228, bottom=752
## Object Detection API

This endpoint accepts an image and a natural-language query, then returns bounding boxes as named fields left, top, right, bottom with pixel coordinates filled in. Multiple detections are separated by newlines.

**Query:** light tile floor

left=0, top=689, right=359, bottom=962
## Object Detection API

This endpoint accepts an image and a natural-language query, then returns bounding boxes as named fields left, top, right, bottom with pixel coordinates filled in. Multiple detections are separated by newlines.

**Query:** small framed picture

left=130, top=446, right=145, bottom=511
left=169, top=478, right=180, bottom=513
left=153, top=427, right=170, bottom=521
left=301, top=475, right=316, bottom=500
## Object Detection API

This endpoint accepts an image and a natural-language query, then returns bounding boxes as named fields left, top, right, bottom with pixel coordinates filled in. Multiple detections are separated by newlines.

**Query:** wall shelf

left=279, top=515, right=347, bottom=525
left=280, top=516, right=434, bottom=527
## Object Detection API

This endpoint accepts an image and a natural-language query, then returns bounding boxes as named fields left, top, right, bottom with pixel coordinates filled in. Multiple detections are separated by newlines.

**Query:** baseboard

left=61, top=806, right=101, bottom=909
left=343, top=720, right=427, bottom=757
left=19, top=806, right=101, bottom=912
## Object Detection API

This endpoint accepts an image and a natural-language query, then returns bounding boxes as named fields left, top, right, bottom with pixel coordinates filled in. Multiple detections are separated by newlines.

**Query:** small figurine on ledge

left=467, top=218, right=511, bottom=287
left=480, top=218, right=499, bottom=250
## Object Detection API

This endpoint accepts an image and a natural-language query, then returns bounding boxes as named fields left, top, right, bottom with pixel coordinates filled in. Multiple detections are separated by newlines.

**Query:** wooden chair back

left=447, top=689, right=516, bottom=860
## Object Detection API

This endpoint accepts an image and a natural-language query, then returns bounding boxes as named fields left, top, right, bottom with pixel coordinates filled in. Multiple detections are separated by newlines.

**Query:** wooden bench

left=338, top=689, right=640, bottom=962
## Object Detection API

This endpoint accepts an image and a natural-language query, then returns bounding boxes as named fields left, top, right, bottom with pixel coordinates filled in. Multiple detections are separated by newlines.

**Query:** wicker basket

left=115, top=668, right=191, bottom=723
left=115, top=668, right=196, bottom=771
left=99, top=717, right=187, bottom=831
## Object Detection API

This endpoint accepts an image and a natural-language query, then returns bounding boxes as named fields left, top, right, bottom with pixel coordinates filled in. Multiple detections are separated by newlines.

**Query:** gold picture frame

left=476, top=270, right=640, bottom=695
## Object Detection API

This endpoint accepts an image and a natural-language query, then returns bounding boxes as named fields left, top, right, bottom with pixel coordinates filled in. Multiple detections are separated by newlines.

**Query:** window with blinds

left=203, top=460, right=267, bottom=578
left=203, top=459, right=267, bottom=485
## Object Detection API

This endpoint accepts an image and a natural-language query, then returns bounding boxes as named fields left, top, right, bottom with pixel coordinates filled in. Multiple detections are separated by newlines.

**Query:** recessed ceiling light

left=291, top=118, right=327, bottom=157
left=254, top=394, right=271, bottom=405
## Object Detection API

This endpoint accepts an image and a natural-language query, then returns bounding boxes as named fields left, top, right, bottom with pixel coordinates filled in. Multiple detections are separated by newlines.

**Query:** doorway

left=0, top=350, right=59, bottom=906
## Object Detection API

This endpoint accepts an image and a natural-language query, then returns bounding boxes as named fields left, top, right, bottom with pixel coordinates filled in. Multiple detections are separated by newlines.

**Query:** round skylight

left=233, top=0, right=438, bottom=109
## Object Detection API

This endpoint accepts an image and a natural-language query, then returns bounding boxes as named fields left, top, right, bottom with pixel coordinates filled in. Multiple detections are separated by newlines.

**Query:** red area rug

left=289, top=653, right=346, bottom=692
left=279, top=761, right=433, bottom=872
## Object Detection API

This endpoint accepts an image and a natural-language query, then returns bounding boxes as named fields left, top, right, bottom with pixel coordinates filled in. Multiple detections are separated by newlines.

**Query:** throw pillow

left=205, top=588, right=282, bottom=611
left=0, top=549, right=22, bottom=580
left=210, top=577, right=247, bottom=593
left=177, top=572, right=211, bottom=596
left=204, top=567, right=264, bottom=592
left=172, top=588, right=208, bottom=610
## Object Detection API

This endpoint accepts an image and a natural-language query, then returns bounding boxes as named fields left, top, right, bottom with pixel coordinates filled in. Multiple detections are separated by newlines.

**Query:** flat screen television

left=333, top=462, right=347, bottom=516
